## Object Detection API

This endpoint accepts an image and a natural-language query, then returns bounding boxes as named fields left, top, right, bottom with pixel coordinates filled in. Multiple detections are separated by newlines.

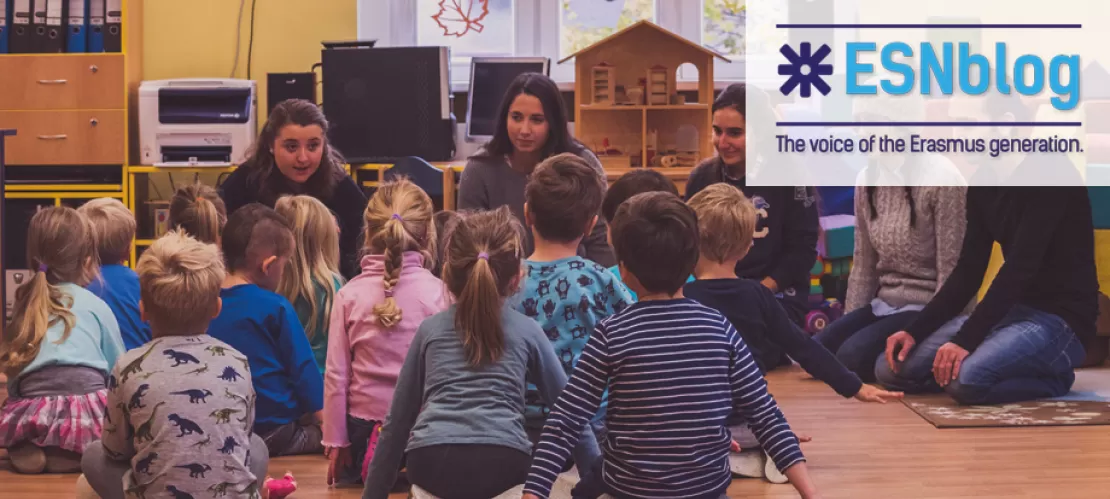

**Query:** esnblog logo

left=778, top=42, right=834, bottom=97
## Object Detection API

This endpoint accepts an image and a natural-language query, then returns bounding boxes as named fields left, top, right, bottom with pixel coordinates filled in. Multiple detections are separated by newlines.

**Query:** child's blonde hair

left=686, top=183, right=758, bottom=263
left=363, top=179, right=437, bottom=328
left=78, top=198, right=136, bottom=265
left=441, top=206, right=523, bottom=366
left=169, top=183, right=227, bottom=245
left=432, top=210, right=463, bottom=277
left=274, top=195, right=342, bottom=338
left=135, top=229, right=226, bottom=337
left=0, top=207, right=99, bottom=377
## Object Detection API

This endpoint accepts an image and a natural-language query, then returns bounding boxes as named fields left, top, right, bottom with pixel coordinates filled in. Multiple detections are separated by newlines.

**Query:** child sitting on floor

left=362, top=207, right=599, bottom=499
left=322, top=179, right=451, bottom=486
left=169, top=182, right=227, bottom=245
left=511, top=153, right=631, bottom=445
left=80, top=198, right=150, bottom=350
left=599, top=169, right=684, bottom=300
left=80, top=230, right=268, bottom=499
left=0, top=207, right=125, bottom=474
left=522, top=192, right=818, bottom=499
left=274, top=195, right=345, bottom=375
left=207, top=203, right=325, bottom=457
left=682, top=183, right=902, bottom=480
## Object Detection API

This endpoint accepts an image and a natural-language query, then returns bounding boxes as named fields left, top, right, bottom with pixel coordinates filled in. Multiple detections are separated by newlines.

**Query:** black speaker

left=322, top=45, right=456, bottom=163
left=268, top=72, right=317, bottom=115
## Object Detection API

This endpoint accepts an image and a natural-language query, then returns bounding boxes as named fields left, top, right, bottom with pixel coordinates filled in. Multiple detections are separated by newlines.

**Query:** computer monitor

left=467, top=57, right=550, bottom=142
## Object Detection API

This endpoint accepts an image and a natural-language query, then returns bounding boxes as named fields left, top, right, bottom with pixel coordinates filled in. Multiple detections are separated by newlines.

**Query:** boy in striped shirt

left=523, top=192, right=818, bottom=499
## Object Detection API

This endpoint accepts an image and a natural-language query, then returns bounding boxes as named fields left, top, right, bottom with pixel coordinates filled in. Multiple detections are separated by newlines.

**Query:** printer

left=139, top=79, right=257, bottom=166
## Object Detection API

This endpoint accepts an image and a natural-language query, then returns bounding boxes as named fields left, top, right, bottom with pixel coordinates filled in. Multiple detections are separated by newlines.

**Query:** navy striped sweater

left=524, top=299, right=805, bottom=499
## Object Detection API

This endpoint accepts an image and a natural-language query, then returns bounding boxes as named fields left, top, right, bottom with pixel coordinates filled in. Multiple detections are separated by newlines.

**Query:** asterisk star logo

left=778, top=42, right=834, bottom=97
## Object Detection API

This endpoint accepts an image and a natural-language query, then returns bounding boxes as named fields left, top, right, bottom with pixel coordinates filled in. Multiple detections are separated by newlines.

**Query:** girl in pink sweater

left=323, top=179, right=451, bottom=486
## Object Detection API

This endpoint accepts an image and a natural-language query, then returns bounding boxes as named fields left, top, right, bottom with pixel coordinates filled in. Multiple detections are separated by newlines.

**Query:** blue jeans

left=813, top=307, right=920, bottom=382
left=875, top=305, right=1085, bottom=405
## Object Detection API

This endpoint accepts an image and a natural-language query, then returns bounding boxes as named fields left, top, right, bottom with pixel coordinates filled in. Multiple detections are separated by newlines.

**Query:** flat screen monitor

left=467, top=57, right=550, bottom=142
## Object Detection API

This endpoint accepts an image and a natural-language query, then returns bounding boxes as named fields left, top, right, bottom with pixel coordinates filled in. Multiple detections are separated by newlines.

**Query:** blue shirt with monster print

left=510, top=256, right=632, bottom=429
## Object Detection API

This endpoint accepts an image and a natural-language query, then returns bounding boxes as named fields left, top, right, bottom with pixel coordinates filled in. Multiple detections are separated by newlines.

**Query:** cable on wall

left=230, top=0, right=247, bottom=77
left=246, top=0, right=259, bottom=80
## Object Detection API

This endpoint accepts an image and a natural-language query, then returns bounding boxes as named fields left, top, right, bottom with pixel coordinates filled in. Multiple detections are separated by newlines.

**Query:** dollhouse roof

left=557, top=20, right=730, bottom=64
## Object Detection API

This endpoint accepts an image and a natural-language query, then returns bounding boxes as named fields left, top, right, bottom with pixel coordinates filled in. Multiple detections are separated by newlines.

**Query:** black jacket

left=220, top=167, right=368, bottom=279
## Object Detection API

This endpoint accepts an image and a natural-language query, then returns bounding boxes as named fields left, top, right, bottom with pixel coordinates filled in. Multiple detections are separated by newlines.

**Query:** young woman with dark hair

left=220, top=99, right=368, bottom=279
left=457, top=73, right=615, bottom=267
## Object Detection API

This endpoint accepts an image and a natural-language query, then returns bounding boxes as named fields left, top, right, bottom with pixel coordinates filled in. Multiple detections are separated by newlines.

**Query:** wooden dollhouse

left=560, top=21, right=728, bottom=172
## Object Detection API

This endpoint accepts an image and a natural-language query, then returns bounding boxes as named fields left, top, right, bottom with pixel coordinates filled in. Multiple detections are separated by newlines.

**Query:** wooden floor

left=4, top=366, right=1110, bottom=498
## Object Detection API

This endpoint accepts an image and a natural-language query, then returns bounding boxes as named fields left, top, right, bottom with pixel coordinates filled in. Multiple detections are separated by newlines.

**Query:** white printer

left=139, top=79, right=257, bottom=166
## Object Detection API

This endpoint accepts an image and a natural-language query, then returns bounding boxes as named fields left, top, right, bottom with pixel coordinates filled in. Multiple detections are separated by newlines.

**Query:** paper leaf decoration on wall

left=432, top=0, right=490, bottom=38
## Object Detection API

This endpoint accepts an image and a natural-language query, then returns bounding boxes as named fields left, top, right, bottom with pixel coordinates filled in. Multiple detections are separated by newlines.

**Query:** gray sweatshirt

left=361, top=305, right=601, bottom=499
left=846, top=186, right=970, bottom=313
left=458, top=148, right=616, bottom=267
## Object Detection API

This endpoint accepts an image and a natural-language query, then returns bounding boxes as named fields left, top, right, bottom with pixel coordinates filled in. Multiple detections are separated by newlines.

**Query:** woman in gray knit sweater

left=814, top=184, right=971, bottom=380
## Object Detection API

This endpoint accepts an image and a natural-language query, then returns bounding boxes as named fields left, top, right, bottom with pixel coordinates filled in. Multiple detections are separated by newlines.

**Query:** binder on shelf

left=29, top=0, right=47, bottom=52
left=10, top=0, right=31, bottom=53
left=66, top=0, right=86, bottom=53
left=103, top=0, right=118, bottom=52
left=1, top=0, right=10, bottom=54
left=41, top=0, right=63, bottom=53
left=87, top=0, right=102, bottom=52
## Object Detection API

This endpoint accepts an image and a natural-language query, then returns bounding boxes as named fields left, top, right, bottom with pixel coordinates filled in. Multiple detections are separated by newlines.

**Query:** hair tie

left=38, top=263, right=47, bottom=273
left=384, top=288, right=394, bottom=298
left=391, top=214, right=402, bottom=221
left=477, top=252, right=489, bottom=261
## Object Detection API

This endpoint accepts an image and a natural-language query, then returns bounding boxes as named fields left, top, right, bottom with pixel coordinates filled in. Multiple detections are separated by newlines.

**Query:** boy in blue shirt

left=511, top=153, right=632, bottom=444
left=80, top=198, right=151, bottom=350
left=208, top=203, right=325, bottom=457
left=599, top=170, right=689, bottom=301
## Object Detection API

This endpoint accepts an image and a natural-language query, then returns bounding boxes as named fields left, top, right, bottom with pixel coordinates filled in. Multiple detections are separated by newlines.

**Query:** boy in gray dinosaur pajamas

left=80, top=231, right=269, bottom=499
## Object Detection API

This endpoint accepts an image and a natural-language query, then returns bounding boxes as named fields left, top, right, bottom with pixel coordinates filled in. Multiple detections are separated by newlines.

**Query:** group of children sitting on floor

left=0, top=152, right=906, bottom=499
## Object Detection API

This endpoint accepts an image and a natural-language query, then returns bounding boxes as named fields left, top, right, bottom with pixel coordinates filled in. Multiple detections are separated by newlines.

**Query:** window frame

left=358, top=0, right=746, bottom=88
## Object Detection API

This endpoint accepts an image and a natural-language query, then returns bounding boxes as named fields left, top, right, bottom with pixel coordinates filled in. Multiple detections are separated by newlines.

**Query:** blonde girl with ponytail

left=275, top=195, right=345, bottom=374
left=0, top=207, right=125, bottom=474
left=361, top=206, right=600, bottom=499
left=168, top=182, right=227, bottom=245
left=321, top=179, right=450, bottom=486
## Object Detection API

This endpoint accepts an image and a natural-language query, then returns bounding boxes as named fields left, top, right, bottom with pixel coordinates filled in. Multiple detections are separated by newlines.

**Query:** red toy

left=264, top=472, right=297, bottom=499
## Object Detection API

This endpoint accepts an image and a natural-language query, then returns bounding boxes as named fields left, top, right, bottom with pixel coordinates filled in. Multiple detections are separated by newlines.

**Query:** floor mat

left=903, top=395, right=1110, bottom=428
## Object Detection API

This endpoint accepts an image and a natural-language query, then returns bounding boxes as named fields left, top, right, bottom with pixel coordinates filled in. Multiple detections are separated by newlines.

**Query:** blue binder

left=86, top=0, right=101, bottom=52
left=66, top=0, right=86, bottom=52
left=1, top=0, right=10, bottom=54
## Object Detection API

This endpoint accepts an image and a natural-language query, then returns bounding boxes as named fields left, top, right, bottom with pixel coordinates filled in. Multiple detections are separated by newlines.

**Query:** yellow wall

left=142, top=0, right=357, bottom=125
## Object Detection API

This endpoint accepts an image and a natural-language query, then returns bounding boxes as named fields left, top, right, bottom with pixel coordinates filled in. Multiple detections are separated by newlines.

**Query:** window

left=359, top=0, right=754, bottom=85
left=701, top=0, right=745, bottom=60
left=416, top=0, right=515, bottom=58
left=560, top=0, right=656, bottom=60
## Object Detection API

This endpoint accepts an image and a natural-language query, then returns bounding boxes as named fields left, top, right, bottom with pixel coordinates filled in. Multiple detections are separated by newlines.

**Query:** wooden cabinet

left=0, top=55, right=126, bottom=110
left=0, top=111, right=126, bottom=165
